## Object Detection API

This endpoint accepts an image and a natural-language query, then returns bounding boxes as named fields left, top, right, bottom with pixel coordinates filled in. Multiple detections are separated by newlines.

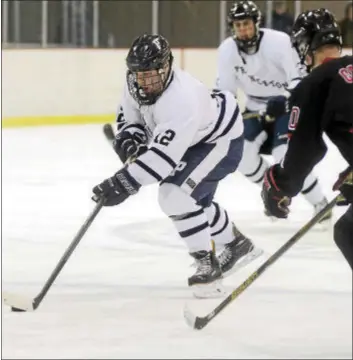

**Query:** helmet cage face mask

left=126, top=35, right=173, bottom=106
left=291, top=28, right=311, bottom=64
left=127, top=61, right=171, bottom=106
left=291, top=9, right=342, bottom=70
left=228, top=1, right=262, bottom=54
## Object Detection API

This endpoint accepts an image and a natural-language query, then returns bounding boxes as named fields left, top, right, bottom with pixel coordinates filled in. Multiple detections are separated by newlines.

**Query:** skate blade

left=191, top=280, right=226, bottom=299
left=222, top=247, right=264, bottom=278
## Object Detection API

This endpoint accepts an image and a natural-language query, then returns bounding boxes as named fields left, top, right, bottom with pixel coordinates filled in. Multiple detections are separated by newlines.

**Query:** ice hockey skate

left=217, top=224, right=263, bottom=278
left=188, top=250, right=226, bottom=299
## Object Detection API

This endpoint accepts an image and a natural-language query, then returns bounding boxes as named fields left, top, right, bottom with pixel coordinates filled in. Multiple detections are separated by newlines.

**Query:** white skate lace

left=195, top=255, right=212, bottom=275
left=218, top=247, right=232, bottom=267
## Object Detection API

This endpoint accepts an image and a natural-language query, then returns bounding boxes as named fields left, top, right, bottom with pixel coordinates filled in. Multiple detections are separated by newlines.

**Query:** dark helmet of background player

left=126, top=34, right=174, bottom=106
left=227, top=0, right=262, bottom=54
left=291, top=8, right=342, bottom=69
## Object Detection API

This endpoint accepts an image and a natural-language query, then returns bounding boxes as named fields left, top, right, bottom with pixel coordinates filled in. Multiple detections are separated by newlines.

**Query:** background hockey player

left=261, top=9, right=353, bottom=269
left=91, top=34, right=262, bottom=298
left=216, top=0, right=331, bottom=222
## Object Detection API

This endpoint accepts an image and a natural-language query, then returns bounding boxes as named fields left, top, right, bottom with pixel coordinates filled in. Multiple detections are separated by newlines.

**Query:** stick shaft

left=33, top=199, right=104, bottom=308
left=194, top=195, right=339, bottom=328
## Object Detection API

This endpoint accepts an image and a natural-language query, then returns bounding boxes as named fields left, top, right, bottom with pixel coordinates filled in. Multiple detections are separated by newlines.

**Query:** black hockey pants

left=334, top=205, right=353, bottom=269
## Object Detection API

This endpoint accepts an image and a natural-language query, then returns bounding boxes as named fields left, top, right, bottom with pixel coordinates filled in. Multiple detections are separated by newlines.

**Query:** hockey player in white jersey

left=91, top=34, right=262, bottom=298
left=216, top=0, right=331, bottom=222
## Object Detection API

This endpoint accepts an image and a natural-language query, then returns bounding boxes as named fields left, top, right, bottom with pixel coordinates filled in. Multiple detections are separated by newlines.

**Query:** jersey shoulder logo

left=338, top=64, right=353, bottom=84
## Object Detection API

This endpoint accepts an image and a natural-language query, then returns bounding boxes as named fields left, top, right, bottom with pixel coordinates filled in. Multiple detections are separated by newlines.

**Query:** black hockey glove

left=265, top=96, right=289, bottom=121
left=113, top=130, right=148, bottom=164
left=261, top=165, right=292, bottom=219
left=333, top=167, right=353, bottom=206
left=92, top=167, right=141, bottom=207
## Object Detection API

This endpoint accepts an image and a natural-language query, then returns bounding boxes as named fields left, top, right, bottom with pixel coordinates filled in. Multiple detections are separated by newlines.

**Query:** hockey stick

left=184, top=194, right=340, bottom=330
left=102, top=123, right=143, bottom=165
left=103, top=123, right=115, bottom=145
left=242, top=112, right=262, bottom=120
left=2, top=198, right=105, bottom=312
left=242, top=112, right=274, bottom=122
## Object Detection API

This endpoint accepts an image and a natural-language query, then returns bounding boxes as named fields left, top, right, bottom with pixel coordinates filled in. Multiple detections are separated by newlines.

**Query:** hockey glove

left=265, top=96, right=289, bottom=121
left=113, top=130, right=148, bottom=164
left=261, top=165, right=291, bottom=219
left=92, top=167, right=141, bottom=206
left=333, top=167, right=353, bottom=206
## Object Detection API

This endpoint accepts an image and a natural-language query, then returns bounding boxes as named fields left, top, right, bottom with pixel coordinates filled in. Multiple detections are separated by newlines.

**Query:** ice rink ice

left=2, top=124, right=352, bottom=359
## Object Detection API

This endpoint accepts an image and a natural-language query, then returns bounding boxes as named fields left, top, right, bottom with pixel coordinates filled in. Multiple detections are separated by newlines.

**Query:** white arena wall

left=2, top=48, right=352, bottom=127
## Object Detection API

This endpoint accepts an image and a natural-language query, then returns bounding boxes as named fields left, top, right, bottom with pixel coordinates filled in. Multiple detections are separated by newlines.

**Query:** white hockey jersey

left=216, top=28, right=306, bottom=112
left=117, top=68, right=243, bottom=186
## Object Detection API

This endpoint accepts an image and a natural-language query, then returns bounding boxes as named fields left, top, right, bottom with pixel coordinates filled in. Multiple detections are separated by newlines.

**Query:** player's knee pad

left=158, top=182, right=199, bottom=217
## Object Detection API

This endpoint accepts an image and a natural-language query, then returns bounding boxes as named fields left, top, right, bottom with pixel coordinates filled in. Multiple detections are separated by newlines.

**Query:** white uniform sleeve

left=215, top=41, right=239, bottom=95
left=117, top=84, right=146, bottom=136
left=126, top=98, right=201, bottom=185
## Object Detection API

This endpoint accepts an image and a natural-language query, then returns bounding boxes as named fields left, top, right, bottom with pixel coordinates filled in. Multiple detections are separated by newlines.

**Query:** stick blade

left=183, top=304, right=197, bottom=328
left=2, top=291, right=35, bottom=312
left=103, top=123, right=115, bottom=143
left=183, top=304, right=209, bottom=330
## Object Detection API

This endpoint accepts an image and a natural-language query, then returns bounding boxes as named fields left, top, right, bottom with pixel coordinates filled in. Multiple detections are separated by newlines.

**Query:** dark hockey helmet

left=126, top=34, right=174, bottom=105
left=227, top=0, right=262, bottom=54
left=291, top=8, right=342, bottom=66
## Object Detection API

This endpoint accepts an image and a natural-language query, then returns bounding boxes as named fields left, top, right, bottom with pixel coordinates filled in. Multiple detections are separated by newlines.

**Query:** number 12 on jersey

left=154, top=129, right=176, bottom=146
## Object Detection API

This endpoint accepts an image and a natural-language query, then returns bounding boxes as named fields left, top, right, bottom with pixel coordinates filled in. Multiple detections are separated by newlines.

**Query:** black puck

left=11, top=307, right=25, bottom=312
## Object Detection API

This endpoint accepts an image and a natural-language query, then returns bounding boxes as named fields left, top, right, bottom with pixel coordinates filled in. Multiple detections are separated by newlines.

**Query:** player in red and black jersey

left=261, top=8, right=353, bottom=269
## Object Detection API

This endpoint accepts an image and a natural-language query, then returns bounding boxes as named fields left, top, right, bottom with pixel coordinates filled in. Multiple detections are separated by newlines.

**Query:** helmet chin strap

left=244, top=45, right=258, bottom=55
left=162, top=57, right=174, bottom=88
left=305, top=50, right=315, bottom=72
left=235, top=31, right=262, bottom=55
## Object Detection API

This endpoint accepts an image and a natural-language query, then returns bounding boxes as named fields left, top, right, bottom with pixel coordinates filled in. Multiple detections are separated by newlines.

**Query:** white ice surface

left=2, top=124, right=352, bottom=359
